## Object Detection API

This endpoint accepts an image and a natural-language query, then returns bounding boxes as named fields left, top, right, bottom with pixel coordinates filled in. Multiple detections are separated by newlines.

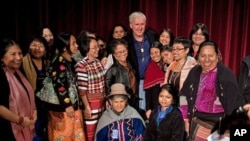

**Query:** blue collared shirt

left=133, top=35, right=150, bottom=79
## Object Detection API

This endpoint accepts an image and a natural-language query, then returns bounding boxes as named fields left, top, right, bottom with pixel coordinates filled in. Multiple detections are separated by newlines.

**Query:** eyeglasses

left=115, top=50, right=128, bottom=56
left=30, top=44, right=44, bottom=48
left=172, top=48, right=185, bottom=51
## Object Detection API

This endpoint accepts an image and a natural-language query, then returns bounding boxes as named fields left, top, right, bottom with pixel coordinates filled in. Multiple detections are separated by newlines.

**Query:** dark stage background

left=0, top=0, right=249, bottom=75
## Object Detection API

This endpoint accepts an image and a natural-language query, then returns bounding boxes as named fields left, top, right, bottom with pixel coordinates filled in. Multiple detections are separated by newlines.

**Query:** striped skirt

left=84, top=98, right=104, bottom=141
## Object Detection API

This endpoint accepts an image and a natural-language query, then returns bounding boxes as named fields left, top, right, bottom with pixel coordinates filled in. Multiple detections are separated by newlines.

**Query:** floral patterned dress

left=47, top=56, right=86, bottom=141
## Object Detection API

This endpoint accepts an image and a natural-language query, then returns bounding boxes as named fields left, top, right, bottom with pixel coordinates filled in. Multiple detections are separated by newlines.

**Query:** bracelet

left=17, top=116, right=24, bottom=124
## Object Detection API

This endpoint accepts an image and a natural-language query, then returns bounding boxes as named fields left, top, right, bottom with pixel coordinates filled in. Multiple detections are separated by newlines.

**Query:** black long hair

left=160, top=84, right=179, bottom=107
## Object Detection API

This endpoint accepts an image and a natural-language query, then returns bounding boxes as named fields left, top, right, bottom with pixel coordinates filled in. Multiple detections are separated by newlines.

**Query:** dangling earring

left=1, top=61, right=5, bottom=68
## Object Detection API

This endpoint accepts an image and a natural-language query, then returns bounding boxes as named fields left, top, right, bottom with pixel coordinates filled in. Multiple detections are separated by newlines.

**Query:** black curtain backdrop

left=0, top=0, right=249, bottom=75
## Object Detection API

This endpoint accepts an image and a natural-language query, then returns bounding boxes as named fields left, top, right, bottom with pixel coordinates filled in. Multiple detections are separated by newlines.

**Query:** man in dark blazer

left=127, top=11, right=157, bottom=117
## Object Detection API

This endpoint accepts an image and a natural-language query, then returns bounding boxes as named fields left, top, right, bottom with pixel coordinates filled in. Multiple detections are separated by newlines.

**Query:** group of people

left=0, top=10, right=250, bottom=141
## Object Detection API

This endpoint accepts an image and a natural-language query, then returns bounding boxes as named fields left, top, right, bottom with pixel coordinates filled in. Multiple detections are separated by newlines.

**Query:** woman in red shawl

left=0, top=38, right=37, bottom=141
left=143, top=41, right=165, bottom=119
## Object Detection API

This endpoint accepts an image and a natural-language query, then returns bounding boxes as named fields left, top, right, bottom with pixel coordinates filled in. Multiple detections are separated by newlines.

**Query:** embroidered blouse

left=49, top=56, right=78, bottom=107
left=195, top=68, right=224, bottom=113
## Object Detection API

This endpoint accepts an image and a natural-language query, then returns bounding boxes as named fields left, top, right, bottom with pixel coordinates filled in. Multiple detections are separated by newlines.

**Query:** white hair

left=129, top=11, right=146, bottom=23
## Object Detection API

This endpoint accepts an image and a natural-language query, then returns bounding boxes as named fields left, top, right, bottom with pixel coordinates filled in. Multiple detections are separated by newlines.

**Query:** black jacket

left=127, top=29, right=157, bottom=81
left=180, top=62, right=244, bottom=122
left=144, top=106, right=185, bottom=141
left=105, top=60, right=138, bottom=107
left=238, top=55, right=250, bottom=103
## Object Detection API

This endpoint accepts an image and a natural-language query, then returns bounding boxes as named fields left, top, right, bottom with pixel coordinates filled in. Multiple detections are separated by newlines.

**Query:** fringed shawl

left=143, top=60, right=165, bottom=89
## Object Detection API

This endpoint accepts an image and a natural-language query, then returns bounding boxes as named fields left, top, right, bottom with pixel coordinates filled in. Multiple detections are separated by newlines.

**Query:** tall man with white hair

left=127, top=11, right=157, bottom=118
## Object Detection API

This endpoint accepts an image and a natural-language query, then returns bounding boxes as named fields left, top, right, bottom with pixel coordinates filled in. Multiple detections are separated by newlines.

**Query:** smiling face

left=158, top=89, right=173, bottom=110
left=161, top=50, right=173, bottom=65
left=192, top=29, right=206, bottom=46
left=2, top=45, right=23, bottom=72
left=29, top=40, right=46, bottom=59
left=130, top=17, right=146, bottom=38
left=150, top=47, right=161, bottom=63
left=159, top=31, right=171, bottom=45
left=109, top=96, right=128, bottom=113
left=113, top=44, right=128, bottom=63
left=172, top=43, right=189, bottom=61
left=87, top=39, right=99, bottom=60
left=198, top=45, right=218, bottom=72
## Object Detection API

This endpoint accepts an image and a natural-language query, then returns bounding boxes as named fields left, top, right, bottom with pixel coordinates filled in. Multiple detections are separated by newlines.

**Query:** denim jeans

left=139, top=80, right=146, bottom=111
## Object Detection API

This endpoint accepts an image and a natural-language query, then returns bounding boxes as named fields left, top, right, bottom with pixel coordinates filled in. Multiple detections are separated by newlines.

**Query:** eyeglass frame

left=30, top=44, right=45, bottom=48
left=114, top=49, right=128, bottom=56
left=193, top=32, right=205, bottom=37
